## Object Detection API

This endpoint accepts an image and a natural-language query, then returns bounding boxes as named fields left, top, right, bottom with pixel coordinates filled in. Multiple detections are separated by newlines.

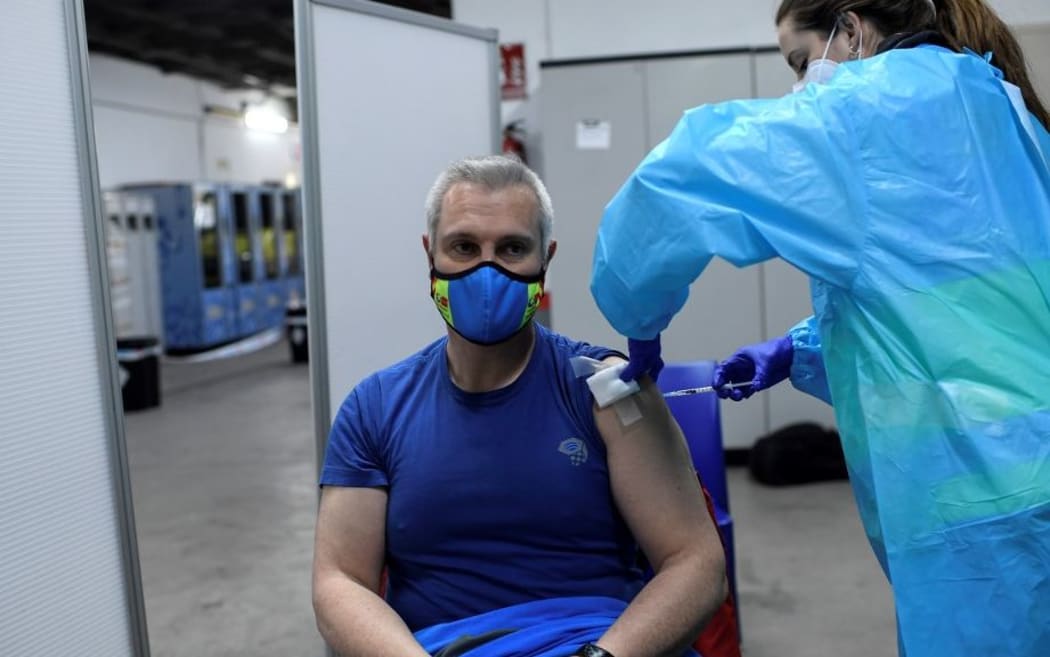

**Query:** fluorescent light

left=244, top=106, right=289, bottom=134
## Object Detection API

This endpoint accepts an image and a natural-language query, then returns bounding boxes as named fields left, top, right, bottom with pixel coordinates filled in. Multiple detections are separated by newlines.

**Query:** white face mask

left=792, top=22, right=850, bottom=93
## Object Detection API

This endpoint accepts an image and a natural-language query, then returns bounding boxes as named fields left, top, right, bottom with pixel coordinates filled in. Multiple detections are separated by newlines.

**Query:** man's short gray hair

left=425, top=155, right=554, bottom=256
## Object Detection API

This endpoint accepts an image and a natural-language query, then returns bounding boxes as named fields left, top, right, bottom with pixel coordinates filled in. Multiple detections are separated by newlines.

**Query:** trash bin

left=116, top=336, right=162, bottom=411
left=286, top=305, right=308, bottom=364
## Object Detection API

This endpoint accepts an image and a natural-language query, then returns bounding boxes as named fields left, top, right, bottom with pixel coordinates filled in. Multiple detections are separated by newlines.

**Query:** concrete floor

left=124, top=345, right=324, bottom=657
left=123, top=343, right=897, bottom=657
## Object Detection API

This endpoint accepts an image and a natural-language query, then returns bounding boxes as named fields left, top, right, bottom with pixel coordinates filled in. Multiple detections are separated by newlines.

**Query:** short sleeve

left=560, top=339, right=624, bottom=450
left=320, top=381, right=389, bottom=488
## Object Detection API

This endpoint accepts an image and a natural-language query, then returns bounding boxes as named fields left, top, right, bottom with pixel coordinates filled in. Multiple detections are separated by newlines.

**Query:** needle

left=663, top=381, right=755, bottom=398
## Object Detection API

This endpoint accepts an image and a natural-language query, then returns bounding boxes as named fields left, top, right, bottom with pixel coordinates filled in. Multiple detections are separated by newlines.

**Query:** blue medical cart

left=256, top=186, right=287, bottom=329
left=227, top=184, right=266, bottom=338
left=124, top=183, right=238, bottom=351
left=279, top=187, right=306, bottom=308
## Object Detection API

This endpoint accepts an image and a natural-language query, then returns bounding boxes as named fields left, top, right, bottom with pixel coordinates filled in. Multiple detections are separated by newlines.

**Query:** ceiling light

left=244, top=106, right=289, bottom=134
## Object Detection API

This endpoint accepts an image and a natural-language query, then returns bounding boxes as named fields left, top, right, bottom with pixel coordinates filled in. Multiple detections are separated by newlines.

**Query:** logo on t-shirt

left=558, top=437, right=588, bottom=466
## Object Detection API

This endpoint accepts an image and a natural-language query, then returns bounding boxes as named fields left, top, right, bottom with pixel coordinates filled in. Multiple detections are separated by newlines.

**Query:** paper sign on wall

left=576, top=119, right=611, bottom=150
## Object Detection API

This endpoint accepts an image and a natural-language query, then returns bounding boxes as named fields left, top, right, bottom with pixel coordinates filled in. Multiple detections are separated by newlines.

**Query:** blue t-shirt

left=321, top=324, right=645, bottom=631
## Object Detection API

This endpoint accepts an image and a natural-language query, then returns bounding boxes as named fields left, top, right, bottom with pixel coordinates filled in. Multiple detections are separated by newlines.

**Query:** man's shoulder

left=376, top=336, right=446, bottom=381
left=338, top=336, right=446, bottom=411
left=537, top=324, right=625, bottom=364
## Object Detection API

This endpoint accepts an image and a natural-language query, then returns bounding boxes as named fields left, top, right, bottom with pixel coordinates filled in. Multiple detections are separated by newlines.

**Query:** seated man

left=312, top=155, right=728, bottom=657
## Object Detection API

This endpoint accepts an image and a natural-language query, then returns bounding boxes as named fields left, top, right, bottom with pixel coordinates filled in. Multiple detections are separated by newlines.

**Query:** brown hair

left=776, top=0, right=1049, bottom=129
left=934, top=0, right=1049, bottom=129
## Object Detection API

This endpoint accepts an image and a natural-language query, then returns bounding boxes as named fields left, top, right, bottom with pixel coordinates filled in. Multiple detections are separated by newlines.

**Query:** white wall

left=1017, top=24, right=1050, bottom=103
left=457, top=0, right=1050, bottom=63
left=543, top=0, right=781, bottom=58
left=452, top=2, right=549, bottom=169
left=89, top=54, right=301, bottom=189
left=993, top=0, right=1050, bottom=25
left=455, top=0, right=1050, bottom=168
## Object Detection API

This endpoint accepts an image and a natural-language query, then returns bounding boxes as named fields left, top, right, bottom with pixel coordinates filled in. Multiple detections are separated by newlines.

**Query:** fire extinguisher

left=502, top=119, right=527, bottom=164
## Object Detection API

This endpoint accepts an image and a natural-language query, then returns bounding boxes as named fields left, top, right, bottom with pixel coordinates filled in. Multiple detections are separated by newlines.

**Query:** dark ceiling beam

left=90, top=11, right=298, bottom=84
left=89, top=31, right=272, bottom=89
left=89, top=5, right=294, bottom=61
left=93, top=5, right=226, bottom=40
left=87, top=8, right=295, bottom=85
left=380, top=0, right=451, bottom=17
left=83, top=0, right=451, bottom=94
left=253, top=48, right=297, bottom=67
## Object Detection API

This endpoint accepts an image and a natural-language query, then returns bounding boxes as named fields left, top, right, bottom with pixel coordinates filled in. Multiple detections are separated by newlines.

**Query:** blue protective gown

left=592, top=45, right=1050, bottom=655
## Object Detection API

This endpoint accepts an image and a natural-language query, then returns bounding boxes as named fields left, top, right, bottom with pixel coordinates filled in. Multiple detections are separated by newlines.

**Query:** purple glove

left=619, top=336, right=664, bottom=383
left=712, top=334, right=794, bottom=401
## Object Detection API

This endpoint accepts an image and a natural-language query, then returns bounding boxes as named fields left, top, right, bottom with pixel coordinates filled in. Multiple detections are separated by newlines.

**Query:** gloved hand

left=619, top=335, right=664, bottom=383
left=713, top=334, right=794, bottom=401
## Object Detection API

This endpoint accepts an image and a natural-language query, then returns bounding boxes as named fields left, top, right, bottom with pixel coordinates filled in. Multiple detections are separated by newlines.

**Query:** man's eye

left=451, top=242, right=477, bottom=255
left=501, top=243, right=527, bottom=257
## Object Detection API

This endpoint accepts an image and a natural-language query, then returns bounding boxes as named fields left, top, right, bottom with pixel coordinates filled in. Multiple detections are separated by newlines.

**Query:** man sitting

left=312, top=155, right=728, bottom=657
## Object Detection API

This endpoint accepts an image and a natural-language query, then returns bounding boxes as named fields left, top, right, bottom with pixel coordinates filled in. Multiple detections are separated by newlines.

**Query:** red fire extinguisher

left=502, top=119, right=527, bottom=164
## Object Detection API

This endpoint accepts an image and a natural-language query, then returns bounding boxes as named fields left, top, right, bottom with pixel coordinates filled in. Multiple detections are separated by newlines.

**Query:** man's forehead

left=442, top=181, right=534, bottom=207
left=440, top=227, right=536, bottom=242
left=437, top=182, right=540, bottom=235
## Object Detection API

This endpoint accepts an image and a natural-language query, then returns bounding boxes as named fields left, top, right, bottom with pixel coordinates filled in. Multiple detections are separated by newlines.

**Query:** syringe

left=663, top=381, right=755, bottom=398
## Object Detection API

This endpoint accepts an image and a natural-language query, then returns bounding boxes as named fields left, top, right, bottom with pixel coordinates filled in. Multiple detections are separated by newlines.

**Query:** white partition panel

left=0, top=1, right=148, bottom=655
left=296, top=0, right=499, bottom=464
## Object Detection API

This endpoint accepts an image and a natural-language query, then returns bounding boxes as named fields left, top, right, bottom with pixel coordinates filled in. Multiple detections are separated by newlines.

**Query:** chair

left=657, top=360, right=739, bottom=637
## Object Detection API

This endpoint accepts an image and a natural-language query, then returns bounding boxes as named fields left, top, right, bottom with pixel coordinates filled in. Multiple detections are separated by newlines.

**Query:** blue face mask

left=430, top=262, right=545, bottom=345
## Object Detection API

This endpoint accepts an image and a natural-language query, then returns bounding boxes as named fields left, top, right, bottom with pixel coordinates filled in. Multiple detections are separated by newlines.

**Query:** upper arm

left=593, top=368, right=724, bottom=573
left=315, top=384, right=390, bottom=591
left=313, top=485, right=388, bottom=593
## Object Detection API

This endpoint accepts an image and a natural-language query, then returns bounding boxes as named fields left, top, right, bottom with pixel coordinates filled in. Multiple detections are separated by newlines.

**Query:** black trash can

left=116, top=336, right=162, bottom=412
left=286, top=305, right=308, bottom=364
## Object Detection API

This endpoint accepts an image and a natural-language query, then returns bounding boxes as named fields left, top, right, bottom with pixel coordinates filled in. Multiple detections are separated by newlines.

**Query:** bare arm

left=592, top=367, right=728, bottom=657
left=312, top=486, right=430, bottom=657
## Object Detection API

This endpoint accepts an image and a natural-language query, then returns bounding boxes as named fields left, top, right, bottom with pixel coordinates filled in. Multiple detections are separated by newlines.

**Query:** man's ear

left=545, top=239, right=558, bottom=267
left=422, top=233, right=432, bottom=266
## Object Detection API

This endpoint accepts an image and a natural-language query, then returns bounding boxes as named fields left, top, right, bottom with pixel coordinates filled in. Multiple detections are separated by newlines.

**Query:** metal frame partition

left=67, top=1, right=151, bottom=652
left=1, top=0, right=150, bottom=654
